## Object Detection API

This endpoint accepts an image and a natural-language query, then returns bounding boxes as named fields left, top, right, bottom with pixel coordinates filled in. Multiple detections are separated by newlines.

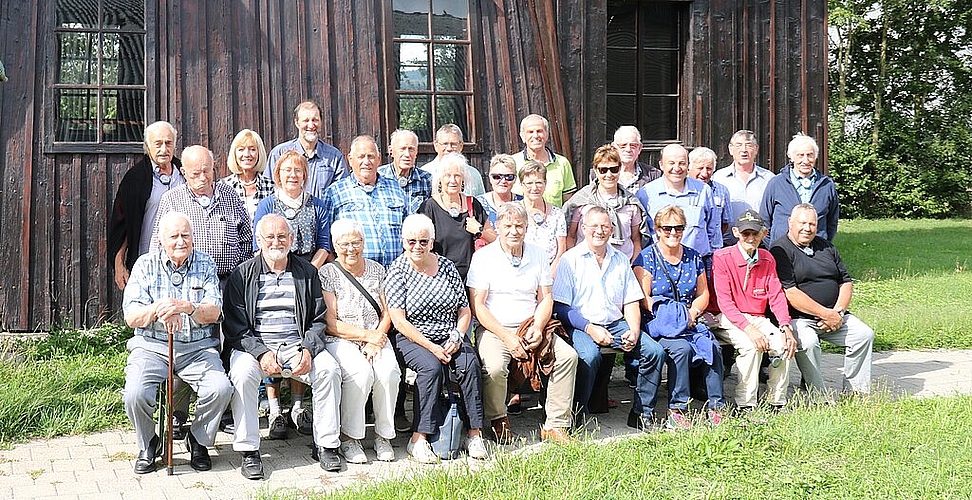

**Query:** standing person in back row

left=711, top=130, right=775, bottom=233
left=265, top=100, right=349, bottom=198
left=420, top=124, right=486, bottom=197
left=511, top=113, right=577, bottom=207
left=379, top=129, right=433, bottom=215
left=759, top=134, right=839, bottom=245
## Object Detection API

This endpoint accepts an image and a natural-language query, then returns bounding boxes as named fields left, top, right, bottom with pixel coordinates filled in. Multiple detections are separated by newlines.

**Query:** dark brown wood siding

left=0, top=0, right=827, bottom=330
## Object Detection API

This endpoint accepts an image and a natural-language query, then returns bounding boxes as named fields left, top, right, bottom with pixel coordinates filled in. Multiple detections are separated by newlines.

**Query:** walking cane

left=166, top=327, right=174, bottom=475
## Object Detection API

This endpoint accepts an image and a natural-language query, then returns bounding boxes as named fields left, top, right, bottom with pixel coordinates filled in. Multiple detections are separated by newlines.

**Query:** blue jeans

left=570, top=318, right=665, bottom=416
left=657, top=337, right=726, bottom=410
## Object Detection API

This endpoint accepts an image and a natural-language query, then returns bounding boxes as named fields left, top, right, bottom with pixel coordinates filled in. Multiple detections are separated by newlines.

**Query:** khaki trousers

left=714, top=313, right=790, bottom=407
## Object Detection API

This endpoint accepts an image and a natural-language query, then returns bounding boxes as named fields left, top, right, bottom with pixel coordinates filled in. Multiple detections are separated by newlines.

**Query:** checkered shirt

left=378, top=162, right=432, bottom=214
left=320, top=173, right=409, bottom=268
left=223, top=173, right=274, bottom=203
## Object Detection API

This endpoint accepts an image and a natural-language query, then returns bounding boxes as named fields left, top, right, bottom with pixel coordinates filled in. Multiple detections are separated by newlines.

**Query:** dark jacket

left=222, top=252, right=328, bottom=360
left=759, top=165, right=839, bottom=245
left=107, top=155, right=183, bottom=269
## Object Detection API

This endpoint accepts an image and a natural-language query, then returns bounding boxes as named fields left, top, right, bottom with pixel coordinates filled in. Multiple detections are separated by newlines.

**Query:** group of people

left=109, top=103, right=874, bottom=480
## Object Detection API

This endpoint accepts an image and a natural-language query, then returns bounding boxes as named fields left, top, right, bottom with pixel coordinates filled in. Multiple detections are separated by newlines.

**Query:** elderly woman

left=519, top=160, right=567, bottom=273
left=418, top=152, right=495, bottom=280
left=633, top=205, right=726, bottom=428
left=253, top=150, right=328, bottom=267
left=319, top=219, right=401, bottom=464
left=476, top=154, right=522, bottom=226
left=563, top=144, right=645, bottom=262
left=384, top=214, right=487, bottom=463
left=223, top=129, right=274, bottom=218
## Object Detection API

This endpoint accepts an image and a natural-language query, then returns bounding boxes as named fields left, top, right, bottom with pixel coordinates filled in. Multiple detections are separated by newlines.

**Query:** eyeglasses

left=490, top=173, right=516, bottom=182
left=583, top=224, right=612, bottom=232
left=595, top=166, right=621, bottom=175
left=614, top=142, right=641, bottom=150
left=659, top=225, right=686, bottom=234
left=260, top=233, right=290, bottom=241
left=435, top=141, right=462, bottom=149
left=335, top=240, right=363, bottom=249
left=405, top=238, right=431, bottom=247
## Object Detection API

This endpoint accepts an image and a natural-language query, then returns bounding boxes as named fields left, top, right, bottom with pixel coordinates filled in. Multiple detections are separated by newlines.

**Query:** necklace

left=525, top=199, right=547, bottom=225
left=240, top=177, right=257, bottom=187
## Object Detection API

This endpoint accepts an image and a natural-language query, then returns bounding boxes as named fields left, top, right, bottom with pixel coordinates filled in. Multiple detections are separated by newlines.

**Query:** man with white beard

left=265, top=100, right=349, bottom=198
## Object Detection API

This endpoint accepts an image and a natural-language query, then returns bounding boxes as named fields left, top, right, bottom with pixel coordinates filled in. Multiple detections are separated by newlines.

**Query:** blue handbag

left=428, top=367, right=463, bottom=460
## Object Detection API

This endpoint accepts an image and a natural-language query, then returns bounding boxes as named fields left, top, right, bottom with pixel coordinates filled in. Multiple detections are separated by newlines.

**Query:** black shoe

left=268, top=413, right=289, bottom=440
left=394, top=412, right=412, bottom=433
left=134, top=435, right=162, bottom=474
left=240, top=451, right=264, bottom=480
left=185, top=431, right=212, bottom=471
left=626, top=411, right=656, bottom=432
left=218, top=409, right=235, bottom=434
left=314, top=446, right=341, bottom=472
left=171, top=413, right=188, bottom=441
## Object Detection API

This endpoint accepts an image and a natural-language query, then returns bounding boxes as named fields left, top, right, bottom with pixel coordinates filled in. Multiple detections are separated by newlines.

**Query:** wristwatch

left=448, top=329, right=461, bottom=343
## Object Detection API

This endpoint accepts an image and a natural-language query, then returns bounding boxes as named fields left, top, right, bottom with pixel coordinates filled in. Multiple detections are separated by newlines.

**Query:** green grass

left=834, top=219, right=972, bottom=350
left=301, top=394, right=972, bottom=500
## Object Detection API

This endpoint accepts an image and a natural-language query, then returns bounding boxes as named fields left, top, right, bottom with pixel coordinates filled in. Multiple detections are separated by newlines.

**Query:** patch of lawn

left=305, top=395, right=972, bottom=500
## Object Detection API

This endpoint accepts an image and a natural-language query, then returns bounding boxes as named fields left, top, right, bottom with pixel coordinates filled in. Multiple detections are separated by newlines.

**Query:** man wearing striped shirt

left=223, top=214, right=341, bottom=479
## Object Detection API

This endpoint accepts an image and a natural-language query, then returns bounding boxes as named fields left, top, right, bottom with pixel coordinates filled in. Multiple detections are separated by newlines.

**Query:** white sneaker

left=373, top=436, right=395, bottom=462
left=465, top=434, right=488, bottom=460
left=339, top=439, right=367, bottom=464
left=406, top=438, right=438, bottom=464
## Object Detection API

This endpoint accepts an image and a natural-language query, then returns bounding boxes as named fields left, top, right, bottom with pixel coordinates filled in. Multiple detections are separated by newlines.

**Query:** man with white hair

left=122, top=212, right=232, bottom=474
left=688, top=146, right=733, bottom=241
left=223, top=214, right=342, bottom=478
left=420, top=124, right=485, bottom=196
left=612, top=125, right=661, bottom=193
left=759, top=134, right=839, bottom=244
left=511, top=113, right=577, bottom=207
left=379, top=129, right=432, bottom=214
left=712, top=130, right=775, bottom=220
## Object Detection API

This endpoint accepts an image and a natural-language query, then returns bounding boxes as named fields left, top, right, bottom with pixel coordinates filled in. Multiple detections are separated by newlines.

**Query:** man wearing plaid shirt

left=377, top=129, right=431, bottom=215
left=152, top=145, right=254, bottom=282
left=321, top=135, right=409, bottom=268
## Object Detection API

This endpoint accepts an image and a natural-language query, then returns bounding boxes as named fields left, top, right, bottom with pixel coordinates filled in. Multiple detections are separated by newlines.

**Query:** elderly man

left=612, top=125, right=661, bottom=193
left=265, top=100, right=349, bottom=198
left=552, top=206, right=665, bottom=429
left=760, top=134, right=839, bottom=244
left=122, top=212, right=232, bottom=474
left=152, top=146, right=253, bottom=282
left=712, top=210, right=797, bottom=410
left=420, top=124, right=485, bottom=196
left=688, top=146, right=733, bottom=239
left=109, top=121, right=185, bottom=290
left=770, top=203, right=873, bottom=395
left=378, top=129, right=432, bottom=215
left=223, top=214, right=342, bottom=478
left=321, top=135, right=410, bottom=268
left=511, top=113, right=577, bottom=207
left=637, top=144, right=721, bottom=266
left=468, top=203, right=578, bottom=444
left=711, top=130, right=775, bottom=221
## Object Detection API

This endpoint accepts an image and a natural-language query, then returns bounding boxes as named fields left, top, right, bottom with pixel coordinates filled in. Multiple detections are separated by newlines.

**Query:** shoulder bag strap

left=333, top=261, right=382, bottom=317
left=652, top=245, right=682, bottom=303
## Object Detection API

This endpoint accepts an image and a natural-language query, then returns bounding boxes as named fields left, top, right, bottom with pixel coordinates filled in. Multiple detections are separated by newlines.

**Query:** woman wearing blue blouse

left=633, top=205, right=726, bottom=429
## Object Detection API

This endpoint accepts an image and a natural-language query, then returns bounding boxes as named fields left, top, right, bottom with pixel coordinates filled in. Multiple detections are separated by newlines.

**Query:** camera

left=275, top=342, right=303, bottom=378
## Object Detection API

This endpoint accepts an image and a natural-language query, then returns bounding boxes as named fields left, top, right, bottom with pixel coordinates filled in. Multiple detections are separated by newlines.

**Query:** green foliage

left=302, top=395, right=972, bottom=500
left=828, top=0, right=972, bottom=218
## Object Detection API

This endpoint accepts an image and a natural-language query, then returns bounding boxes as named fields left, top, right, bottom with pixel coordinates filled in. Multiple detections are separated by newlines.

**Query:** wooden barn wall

left=0, top=0, right=828, bottom=331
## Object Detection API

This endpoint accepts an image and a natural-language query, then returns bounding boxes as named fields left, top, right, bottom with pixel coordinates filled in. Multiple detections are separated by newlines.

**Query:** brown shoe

left=490, top=417, right=517, bottom=445
left=540, top=427, right=572, bottom=444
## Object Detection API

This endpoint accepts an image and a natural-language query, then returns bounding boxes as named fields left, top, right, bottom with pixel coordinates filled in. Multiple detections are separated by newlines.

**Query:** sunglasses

left=659, top=225, right=686, bottom=234
left=596, top=166, right=621, bottom=175
left=405, top=238, right=431, bottom=247
left=490, top=173, right=516, bottom=182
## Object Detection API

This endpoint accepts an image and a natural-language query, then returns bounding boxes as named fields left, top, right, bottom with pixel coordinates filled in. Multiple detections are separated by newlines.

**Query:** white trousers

left=714, top=313, right=790, bottom=407
left=325, top=338, right=402, bottom=440
left=228, top=348, right=341, bottom=451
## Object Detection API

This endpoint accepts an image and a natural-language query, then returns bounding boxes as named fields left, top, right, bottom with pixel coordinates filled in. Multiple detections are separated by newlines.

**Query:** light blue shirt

left=265, top=138, right=349, bottom=199
left=637, top=177, right=722, bottom=257
left=711, top=163, right=775, bottom=220
left=552, top=243, right=644, bottom=325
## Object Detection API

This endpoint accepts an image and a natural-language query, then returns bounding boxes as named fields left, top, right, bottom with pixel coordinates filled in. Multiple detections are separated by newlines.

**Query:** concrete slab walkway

left=2, top=349, right=971, bottom=500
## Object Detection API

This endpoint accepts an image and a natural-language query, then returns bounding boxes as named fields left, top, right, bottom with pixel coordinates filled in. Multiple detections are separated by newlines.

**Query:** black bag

left=428, top=367, right=463, bottom=460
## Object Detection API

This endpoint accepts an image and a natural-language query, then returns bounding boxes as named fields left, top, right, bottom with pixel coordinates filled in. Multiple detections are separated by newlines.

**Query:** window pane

left=56, top=88, right=99, bottom=142
left=606, top=4, right=637, bottom=48
left=103, top=0, right=145, bottom=29
left=57, top=32, right=97, bottom=85
left=103, top=33, right=144, bottom=85
left=396, top=42, right=429, bottom=90
left=57, top=0, right=98, bottom=29
left=102, top=89, right=144, bottom=142
left=606, top=95, right=637, bottom=138
left=432, top=0, right=468, bottom=40
left=435, top=95, right=468, bottom=134
left=640, top=96, right=678, bottom=141
left=642, top=5, right=679, bottom=48
left=433, top=44, right=467, bottom=91
left=641, top=49, right=678, bottom=95
left=393, top=0, right=430, bottom=39
left=398, top=95, right=433, bottom=142
left=606, top=48, right=637, bottom=94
